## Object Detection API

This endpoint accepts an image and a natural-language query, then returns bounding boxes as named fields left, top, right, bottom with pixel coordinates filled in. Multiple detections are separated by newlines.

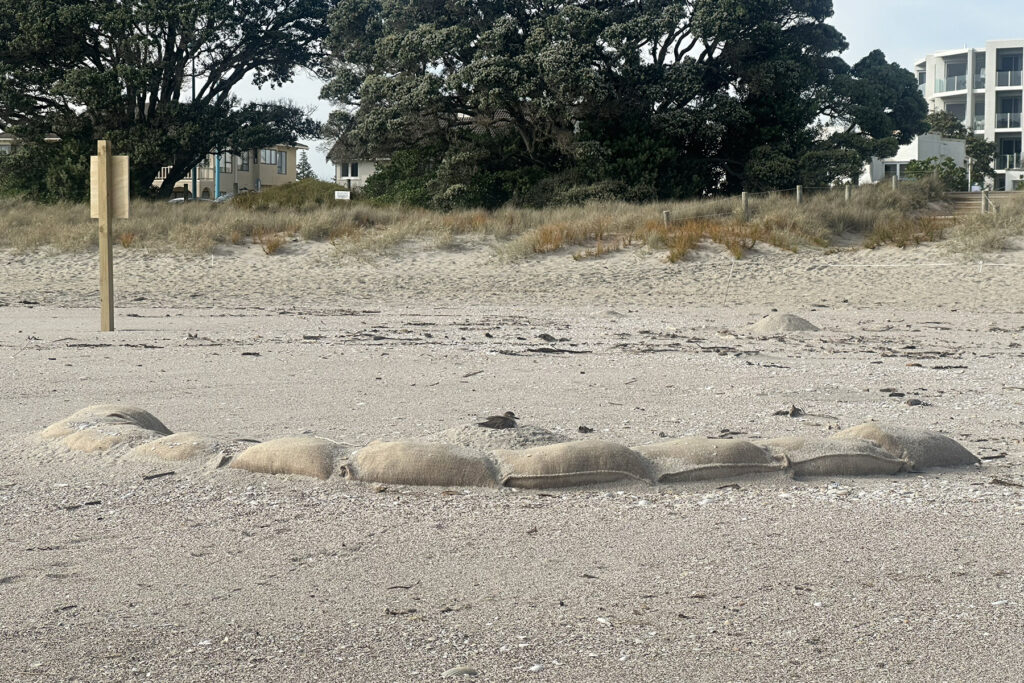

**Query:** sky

left=236, top=1, right=1024, bottom=181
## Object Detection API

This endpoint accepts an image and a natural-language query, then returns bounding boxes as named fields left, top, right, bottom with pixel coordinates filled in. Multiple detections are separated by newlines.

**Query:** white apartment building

left=917, top=40, right=1024, bottom=190
left=860, top=133, right=966, bottom=185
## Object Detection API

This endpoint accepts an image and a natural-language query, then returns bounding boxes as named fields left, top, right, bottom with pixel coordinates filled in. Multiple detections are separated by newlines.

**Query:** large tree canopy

left=0, top=0, right=330, bottom=199
left=323, top=0, right=928, bottom=207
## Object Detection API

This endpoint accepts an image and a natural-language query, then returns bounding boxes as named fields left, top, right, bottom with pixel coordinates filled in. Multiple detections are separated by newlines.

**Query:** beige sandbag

left=229, top=437, right=338, bottom=480
left=495, top=440, right=652, bottom=489
left=833, top=422, right=979, bottom=470
left=39, top=404, right=171, bottom=440
left=39, top=404, right=171, bottom=453
left=126, top=432, right=220, bottom=462
left=638, top=437, right=785, bottom=483
left=765, top=437, right=906, bottom=477
left=344, top=441, right=497, bottom=488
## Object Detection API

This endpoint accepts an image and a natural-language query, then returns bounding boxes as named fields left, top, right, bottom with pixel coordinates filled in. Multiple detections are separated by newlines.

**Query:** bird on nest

left=477, top=411, right=518, bottom=429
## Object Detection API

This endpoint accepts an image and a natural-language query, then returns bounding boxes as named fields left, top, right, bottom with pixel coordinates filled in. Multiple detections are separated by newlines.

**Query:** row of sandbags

left=36, top=405, right=982, bottom=488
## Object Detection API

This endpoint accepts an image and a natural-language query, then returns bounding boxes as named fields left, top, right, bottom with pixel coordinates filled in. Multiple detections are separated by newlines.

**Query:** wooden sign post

left=89, top=140, right=129, bottom=331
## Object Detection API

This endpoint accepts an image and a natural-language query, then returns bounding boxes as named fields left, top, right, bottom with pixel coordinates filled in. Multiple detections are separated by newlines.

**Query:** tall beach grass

left=0, top=176, right=986, bottom=260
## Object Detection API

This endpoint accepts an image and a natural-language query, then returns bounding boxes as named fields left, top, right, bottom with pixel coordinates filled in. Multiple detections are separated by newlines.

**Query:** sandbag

left=40, top=404, right=170, bottom=439
left=833, top=422, right=979, bottom=470
left=762, top=437, right=906, bottom=477
left=126, top=432, right=220, bottom=462
left=495, top=440, right=652, bottom=489
left=39, top=404, right=171, bottom=453
left=229, top=436, right=338, bottom=480
left=637, top=437, right=785, bottom=483
left=344, top=441, right=497, bottom=488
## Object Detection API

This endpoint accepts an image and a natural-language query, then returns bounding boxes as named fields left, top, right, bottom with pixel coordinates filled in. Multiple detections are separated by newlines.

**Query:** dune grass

left=0, top=176, right=983, bottom=261
left=947, top=193, right=1024, bottom=254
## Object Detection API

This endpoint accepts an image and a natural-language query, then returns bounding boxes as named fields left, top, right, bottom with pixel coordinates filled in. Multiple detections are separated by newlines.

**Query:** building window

left=0, top=143, right=12, bottom=155
left=220, top=155, right=232, bottom=173
left=239, top=151, right=249, bottom=172
left=259, top=149, right=279, bottom=165
left=339, top=161, right=359, bottom=178
left=277, top=151, right=286, bottom=175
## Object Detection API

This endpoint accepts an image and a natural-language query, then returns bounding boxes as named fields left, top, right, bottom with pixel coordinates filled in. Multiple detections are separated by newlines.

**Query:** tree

left=0, top=0, right=329, bottom=200
left=322, top=1, right=927, bottom=207
left=295, top=151, right=317, bottom=180
left=923, top=110, right=995, bottom=187
left=905, top=156, right=966, bottom=192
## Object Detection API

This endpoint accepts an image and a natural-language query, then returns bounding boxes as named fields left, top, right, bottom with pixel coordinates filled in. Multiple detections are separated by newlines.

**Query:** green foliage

left=0, top=0, right=329, bottom=201
left=905, top=157, right=967, bottom=192
left=324, top=0, right=928, bottom=205
left=925, top=111, right=968, bottom=138
left=232, top=179, right=342, bottom=210
left=923, top=111, right=995, bottom=186
left=361, top=149, right=439, bottom=207
left=295, top=152, right=317, bottom=181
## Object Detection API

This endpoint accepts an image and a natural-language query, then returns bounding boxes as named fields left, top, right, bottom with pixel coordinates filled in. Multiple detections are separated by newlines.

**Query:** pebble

left=441, top=666, right=479, bottom=678
left=528, top=664, right=545, bottom=673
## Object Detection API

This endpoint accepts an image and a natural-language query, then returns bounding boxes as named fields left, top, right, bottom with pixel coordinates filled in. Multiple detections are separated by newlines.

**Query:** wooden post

left=97, top=140, right=114, bottom=332
left=741, top=192, right=749, bottom=222
left=844, top=185, right=851, bottom=203
left=662, top=210, right=670, bottom=228
left=795, top=185, right=803, bottom=204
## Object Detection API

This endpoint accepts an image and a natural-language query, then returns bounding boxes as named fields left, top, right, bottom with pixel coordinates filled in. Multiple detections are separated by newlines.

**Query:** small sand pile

left=424, top=423, right=568, bottom=451
left=749, top=312, right=819, bottom=334
left=126, top=432, right=221, bottom=462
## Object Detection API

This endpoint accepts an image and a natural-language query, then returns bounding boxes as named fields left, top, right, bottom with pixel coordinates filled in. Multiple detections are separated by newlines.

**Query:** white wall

left=860, top=134, right=967, bottom=185
left=334, top=159, right=379, bottom=189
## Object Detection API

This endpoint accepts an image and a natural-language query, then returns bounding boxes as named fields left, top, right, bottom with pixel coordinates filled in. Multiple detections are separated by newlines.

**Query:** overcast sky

left=235, top=2, right=1024, bottom=180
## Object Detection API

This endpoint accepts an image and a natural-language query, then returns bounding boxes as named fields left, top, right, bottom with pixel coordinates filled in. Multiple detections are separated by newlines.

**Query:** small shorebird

left=478, top=411, right=518, bottom=429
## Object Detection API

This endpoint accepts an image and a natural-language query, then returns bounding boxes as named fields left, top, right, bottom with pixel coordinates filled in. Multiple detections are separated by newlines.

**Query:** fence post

left=741, top=191, right=749, bottom=222
left=662, top=210, right=670, bottom=228
left=844, top=185, right=851, bottom=203
left=96, top=140, right=114, bottom=332
left=795, top=185, right=803, bottom=204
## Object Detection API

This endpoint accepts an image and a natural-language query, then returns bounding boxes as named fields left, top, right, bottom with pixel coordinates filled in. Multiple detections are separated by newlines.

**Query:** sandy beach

left=2, top=239, right=1023, bottom=681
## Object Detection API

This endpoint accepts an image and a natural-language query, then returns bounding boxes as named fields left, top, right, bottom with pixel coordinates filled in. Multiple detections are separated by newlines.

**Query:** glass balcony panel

left=973, top=115, right=985, bottom=130
left=996, top=112, right=1022, bottom=128
left=974, top=74, right=986, bottom=88
left=937, top=75, right=967, bottom=92
left=997, top=70, right=1023, bottom=87
left=996, top=154, right=1021, bottom=170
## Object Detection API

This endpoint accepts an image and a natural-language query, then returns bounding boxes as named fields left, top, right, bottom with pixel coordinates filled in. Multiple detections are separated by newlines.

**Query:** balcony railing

left=997, top=70, right=1022, bottom=87
left=975, top=74, right=986, bottom=88
left=936, top=75, right=967, bottom=92
left=996, top=112, right=1021, bottom=128
left=973, top=115, right=985, bottom=130
left=996, top=154, right=1022, bottom=170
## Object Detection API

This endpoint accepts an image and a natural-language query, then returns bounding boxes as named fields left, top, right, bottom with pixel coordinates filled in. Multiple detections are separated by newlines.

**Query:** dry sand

left=2, top=239, right=1024, bottom=681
